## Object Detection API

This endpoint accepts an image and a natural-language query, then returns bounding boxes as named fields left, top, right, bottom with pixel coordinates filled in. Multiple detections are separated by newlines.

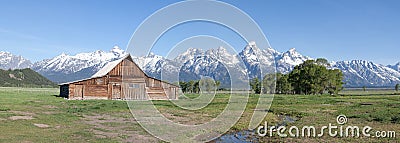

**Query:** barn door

left=75, top=85, right=84, bottom=99
left=123, top=83, right=146, bottom=100
left=112, top=84, right=121, bottom=99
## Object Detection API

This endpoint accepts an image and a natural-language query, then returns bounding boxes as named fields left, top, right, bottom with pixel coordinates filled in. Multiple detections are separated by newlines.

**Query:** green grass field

left=0, top=87, right=399, bottom=142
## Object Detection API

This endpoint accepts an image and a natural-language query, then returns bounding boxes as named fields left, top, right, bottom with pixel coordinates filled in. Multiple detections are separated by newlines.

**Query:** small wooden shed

left=59, top=54, right=179, bottom=100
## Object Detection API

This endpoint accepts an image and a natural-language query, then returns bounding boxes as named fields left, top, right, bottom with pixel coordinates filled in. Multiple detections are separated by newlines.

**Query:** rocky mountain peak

left=110, top=45, right=125, bottom=56
left=0, top=51, right=32, bottom=70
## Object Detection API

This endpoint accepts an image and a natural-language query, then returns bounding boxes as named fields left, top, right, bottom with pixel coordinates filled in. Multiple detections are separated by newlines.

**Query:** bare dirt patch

left=159, top=111, right=213, bottom=125
left=33, top=123, right=50, bottom=128
left=11, top=111, right=36, bottom=116
left=82, top=113, right=158, bottom=143
left=42, top=105, right=58, bottom=109
left=9, top=116, right=34, bottom=120
left=41, top=111, right=57, bottom=115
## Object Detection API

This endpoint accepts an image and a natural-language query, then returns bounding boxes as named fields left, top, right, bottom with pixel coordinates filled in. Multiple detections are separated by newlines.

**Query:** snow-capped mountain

left=388, top=63, right=400, bottom=72
left=31, top=46, right=127, bottom=83
left=238, top=41, right=276, bottom=78
left=0, top=42, right=315, bottom=87
left=174, top=48, right=205, bottom=64
left=132, top=52, right=179, bottom=82
left=275, top=48, right=312, bottom=73
left=3, top=42, right=399, bottom=87
left=33, top=46, right=126, bottom=74
left=177, top=47, right=248, bottom=88
left=332, top=60, right=400, bottom=87
left=0, top=51, right=32, bottom=70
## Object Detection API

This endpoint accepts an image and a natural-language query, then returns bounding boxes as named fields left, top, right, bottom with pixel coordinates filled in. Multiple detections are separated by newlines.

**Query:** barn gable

left=59, top=54, right=179, bottom=100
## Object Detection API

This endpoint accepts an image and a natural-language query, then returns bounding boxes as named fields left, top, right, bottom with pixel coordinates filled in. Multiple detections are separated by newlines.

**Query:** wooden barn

left=59, top=54, right=179, bottom=100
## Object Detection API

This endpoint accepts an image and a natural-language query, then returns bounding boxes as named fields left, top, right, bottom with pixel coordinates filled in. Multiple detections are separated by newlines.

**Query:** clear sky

left=0, top=0, right=399, bottom=65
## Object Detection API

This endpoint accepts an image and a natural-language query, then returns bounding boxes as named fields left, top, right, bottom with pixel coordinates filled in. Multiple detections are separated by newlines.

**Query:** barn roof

left=91, top=54, right=130, bottom=78
left=58, top=54, right=129, bottom=85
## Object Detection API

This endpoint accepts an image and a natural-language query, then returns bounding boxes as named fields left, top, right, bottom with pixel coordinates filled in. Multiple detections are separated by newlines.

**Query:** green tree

left=289, top=66, right=302, bottom=94
left=275, top=73, right=292, bottom=94
left=396, top=84, right=399, bottom=92
left=199, top=77, right=215, bottom=93
left=262, top=74, right=276, bottom=94
left=250, top=77, right=261, bottom=94
left=284, top=59, right=343, bottom=95
left=194, top=80, right=200, bottom=93
left=363, top=86, right=366, bottom=92
left=179, top=81, right=191, bottom=93
left=316, top=58, right=329, bottom=66
left=188, top=80, right=195, bottom=93
left=215, top=81, right=221, bottom=91
left=326, top=69, right=344, bottom=95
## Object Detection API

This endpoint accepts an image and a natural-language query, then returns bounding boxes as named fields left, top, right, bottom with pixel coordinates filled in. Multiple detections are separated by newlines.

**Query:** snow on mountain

left=13, top=42, right=399, bottom=87
left=238, top=41, right=276, bottom=79
left=168, top=46, right=248, bottom=88
left=332, top=60, right=400, bottom=87
left=0, top=51, right=32, bottom=70
left=29, top=42, right=308, bottom=87
left=275, top=48, right=312, bottom=73
left=32, top=46, right=126, bottom=83
left=174, top=48, right=205, bottom=63
left=204, top=46, right=240, bottom=66
left=36, top=45, right=125, bottom=73
left=132, top=52, right=179, bottom=82
left=388, top=62, right=400, bottom=72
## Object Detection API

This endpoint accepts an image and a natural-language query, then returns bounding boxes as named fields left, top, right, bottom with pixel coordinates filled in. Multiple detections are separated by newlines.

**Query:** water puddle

left=213, top=115, right=297, bottom=143
left=214, top=130, right=257, bottom=143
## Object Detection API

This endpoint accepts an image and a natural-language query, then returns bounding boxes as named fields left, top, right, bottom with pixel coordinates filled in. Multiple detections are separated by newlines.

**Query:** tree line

left=251, top=58, right=344, bottom=95
left=179, top=78, right=221, bottom=93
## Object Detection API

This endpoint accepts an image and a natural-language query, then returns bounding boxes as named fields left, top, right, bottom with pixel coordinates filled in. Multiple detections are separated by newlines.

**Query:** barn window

left=129, top=84, right=139, bottom=88
left=96, top=78, right=104, bottom=85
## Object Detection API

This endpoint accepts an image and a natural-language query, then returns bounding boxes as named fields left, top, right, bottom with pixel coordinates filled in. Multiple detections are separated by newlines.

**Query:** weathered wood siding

left=161, top=82, right=179, bottom=100
left=145, top=77, right=179, bottom=100
left=120, top=58, right=147, bottom=100
left=123, top=83, right=147, bottom=100
left=83, top=85, right=108, bottom=98
left=122, top=59, right=146, bottom=78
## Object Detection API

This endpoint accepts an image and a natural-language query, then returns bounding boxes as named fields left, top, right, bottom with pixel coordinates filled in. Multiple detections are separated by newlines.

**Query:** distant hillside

left=0, top=68, right=56, bottom=87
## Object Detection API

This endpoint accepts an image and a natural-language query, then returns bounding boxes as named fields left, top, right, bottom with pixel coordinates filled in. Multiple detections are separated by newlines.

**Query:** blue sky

left=0, top=0, right=399, bottom=65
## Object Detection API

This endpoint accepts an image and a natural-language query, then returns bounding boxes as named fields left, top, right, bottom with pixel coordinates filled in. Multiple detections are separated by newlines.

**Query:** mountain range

left=1, top=42, right=399, bottom=88
left=0, top=51, right=32, bottom=70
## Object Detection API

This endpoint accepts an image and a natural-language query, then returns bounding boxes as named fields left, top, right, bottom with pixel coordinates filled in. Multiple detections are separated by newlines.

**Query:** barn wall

left=69, top=84, right=75, bottom=99
left=109, top=62, right=122, bottom=76
left=109, top=76, right=122, bottom=83
left=122, top=59, right=146, bottom=78
left=123, top=83, right=147, bottom=100
left=161, top=82, right=179, bottom=100
left=83, top=85, right=109, bottom=97
left=65, top=76, right=111, bottom=100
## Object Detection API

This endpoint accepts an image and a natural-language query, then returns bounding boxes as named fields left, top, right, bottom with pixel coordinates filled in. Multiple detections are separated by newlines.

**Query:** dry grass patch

left=9, top=116, right=34, bottom=120
left=33, top=123, right=50, bottom=128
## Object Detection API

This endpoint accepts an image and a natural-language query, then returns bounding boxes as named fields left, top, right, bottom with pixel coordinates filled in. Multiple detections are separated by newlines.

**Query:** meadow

left=0, top=87, right=399, bottom=142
